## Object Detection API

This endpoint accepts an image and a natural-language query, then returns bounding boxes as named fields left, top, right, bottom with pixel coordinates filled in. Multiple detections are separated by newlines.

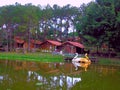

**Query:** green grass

left=0, top=52, right=64, bottom=62
left=0, top=52, right=120, bottom=65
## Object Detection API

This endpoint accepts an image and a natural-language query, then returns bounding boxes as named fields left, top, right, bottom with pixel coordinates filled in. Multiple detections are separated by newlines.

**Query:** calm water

left=0, top=60, right=120, bottom=90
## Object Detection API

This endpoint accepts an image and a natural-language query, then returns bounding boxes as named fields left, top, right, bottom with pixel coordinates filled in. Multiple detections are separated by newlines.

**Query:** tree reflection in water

left=27, top=71, right=81, bottom=89
left=0, top=60, right=82, bottom=90
left=0, top=60, right=120, bottom=90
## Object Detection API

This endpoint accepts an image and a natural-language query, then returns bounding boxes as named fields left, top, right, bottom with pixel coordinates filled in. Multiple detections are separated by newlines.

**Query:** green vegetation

left=0, top=52, right=64, bottom=62
left=76, top=0, right=120, bottom=51
left=0, top=52, right=120, bottom=66
left=0, top=0, right=120, bottom=52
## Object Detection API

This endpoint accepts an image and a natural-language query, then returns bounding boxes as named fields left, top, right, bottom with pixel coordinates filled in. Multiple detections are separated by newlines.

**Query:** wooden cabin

left=22, top=39, right=42, bottom=52
left=39, top=40, right=62, bottom=53
left=14, top=36, right=41, bottom=52
left=61, top=41, right=84, bottom=54
left=30, top=39, right=42, bottom=48
left=14, top=36, right=24, bottom=49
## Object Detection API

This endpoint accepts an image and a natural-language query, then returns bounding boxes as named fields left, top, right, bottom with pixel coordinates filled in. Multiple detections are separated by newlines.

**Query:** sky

left=0, top=0, right=94, bottom=7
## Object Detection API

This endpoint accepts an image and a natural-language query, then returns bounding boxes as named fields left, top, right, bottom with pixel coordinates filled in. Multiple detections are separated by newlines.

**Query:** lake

left=0, top=60, right=120, bottom=90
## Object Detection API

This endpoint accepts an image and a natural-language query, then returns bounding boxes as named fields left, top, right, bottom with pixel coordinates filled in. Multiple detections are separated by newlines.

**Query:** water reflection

left=0, top=76, right=3, bottom=80
left=0, top=60, right=82, bottom=90
left=0, top=60, right=120, bottom=90
left=28, top=71, right=81, bottom=89
left=72, top=61, right=91, bottom=71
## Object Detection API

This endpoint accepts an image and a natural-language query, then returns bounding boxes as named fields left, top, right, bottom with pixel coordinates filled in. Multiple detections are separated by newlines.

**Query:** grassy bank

left=0, top=52, right=64, bottom=62
left=0, top=52, right=120, bottom=65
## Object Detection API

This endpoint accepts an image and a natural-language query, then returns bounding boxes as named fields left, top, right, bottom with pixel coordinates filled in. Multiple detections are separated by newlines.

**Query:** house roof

left=14, top=36, right=24, bottom=44
left=40, top=40, right=62, bottom=46
left=31, top=39, right=42, bottom=44
left=47, top=40, right=62, bottom=46
left=62, top=41, right=84, bottom=48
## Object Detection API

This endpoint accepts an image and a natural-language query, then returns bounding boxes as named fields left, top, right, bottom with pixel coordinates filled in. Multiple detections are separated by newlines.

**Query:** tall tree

left=75, top=0, right=120, bottom=51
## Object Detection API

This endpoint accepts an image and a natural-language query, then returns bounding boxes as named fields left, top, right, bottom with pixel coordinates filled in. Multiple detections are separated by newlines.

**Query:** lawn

left=0, top=52, right=120, bottom=65
left=0, top=52, right=64, bottom=62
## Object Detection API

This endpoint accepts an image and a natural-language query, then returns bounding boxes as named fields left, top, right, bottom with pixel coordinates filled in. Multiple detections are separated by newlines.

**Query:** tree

left=0, top=4, right=41, bottom=52
left=75, top=0, right=120, bottom=52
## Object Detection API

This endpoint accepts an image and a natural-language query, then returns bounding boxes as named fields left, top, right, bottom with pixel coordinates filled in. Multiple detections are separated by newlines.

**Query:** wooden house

left=14, top=36, right=24, bottom=48
left=30, top=39, right=42, bottom=48
left=39, top=40, right=62, bottom=52
left=14, top=36, right=41, bottom=52
left=22, top=39, right=42, bottom=52
left=61, top=41, right=84, bottom=54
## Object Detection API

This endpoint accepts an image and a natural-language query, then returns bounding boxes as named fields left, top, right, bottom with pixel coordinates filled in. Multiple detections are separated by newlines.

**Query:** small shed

left=40, top=40, right=62, bottom=52
left=61, top=41, right=84, bottom=54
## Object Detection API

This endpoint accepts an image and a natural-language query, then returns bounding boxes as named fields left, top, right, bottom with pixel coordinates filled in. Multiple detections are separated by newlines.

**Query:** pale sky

left=0, top=0, right=94, bottom=7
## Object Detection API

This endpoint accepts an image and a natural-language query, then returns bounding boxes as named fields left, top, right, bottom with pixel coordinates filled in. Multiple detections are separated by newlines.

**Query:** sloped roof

left=47, top=40, right=62, bottom=46
left=31, top=39, right=42, bottom=44
left=62, top=41, right=84, bottom=48
left=40, top=40, right=62, bottom=46
left=14, top=36, right=24, bottom=44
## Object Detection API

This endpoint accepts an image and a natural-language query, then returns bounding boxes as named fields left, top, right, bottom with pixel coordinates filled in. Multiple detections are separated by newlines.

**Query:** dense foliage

left=0, top=0, right=120, bottom=52
left=76, top=0, right=120, bottom=51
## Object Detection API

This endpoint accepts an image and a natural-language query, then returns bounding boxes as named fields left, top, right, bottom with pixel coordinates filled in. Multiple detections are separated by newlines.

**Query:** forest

left=0, top=0, right=120, bottom=52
